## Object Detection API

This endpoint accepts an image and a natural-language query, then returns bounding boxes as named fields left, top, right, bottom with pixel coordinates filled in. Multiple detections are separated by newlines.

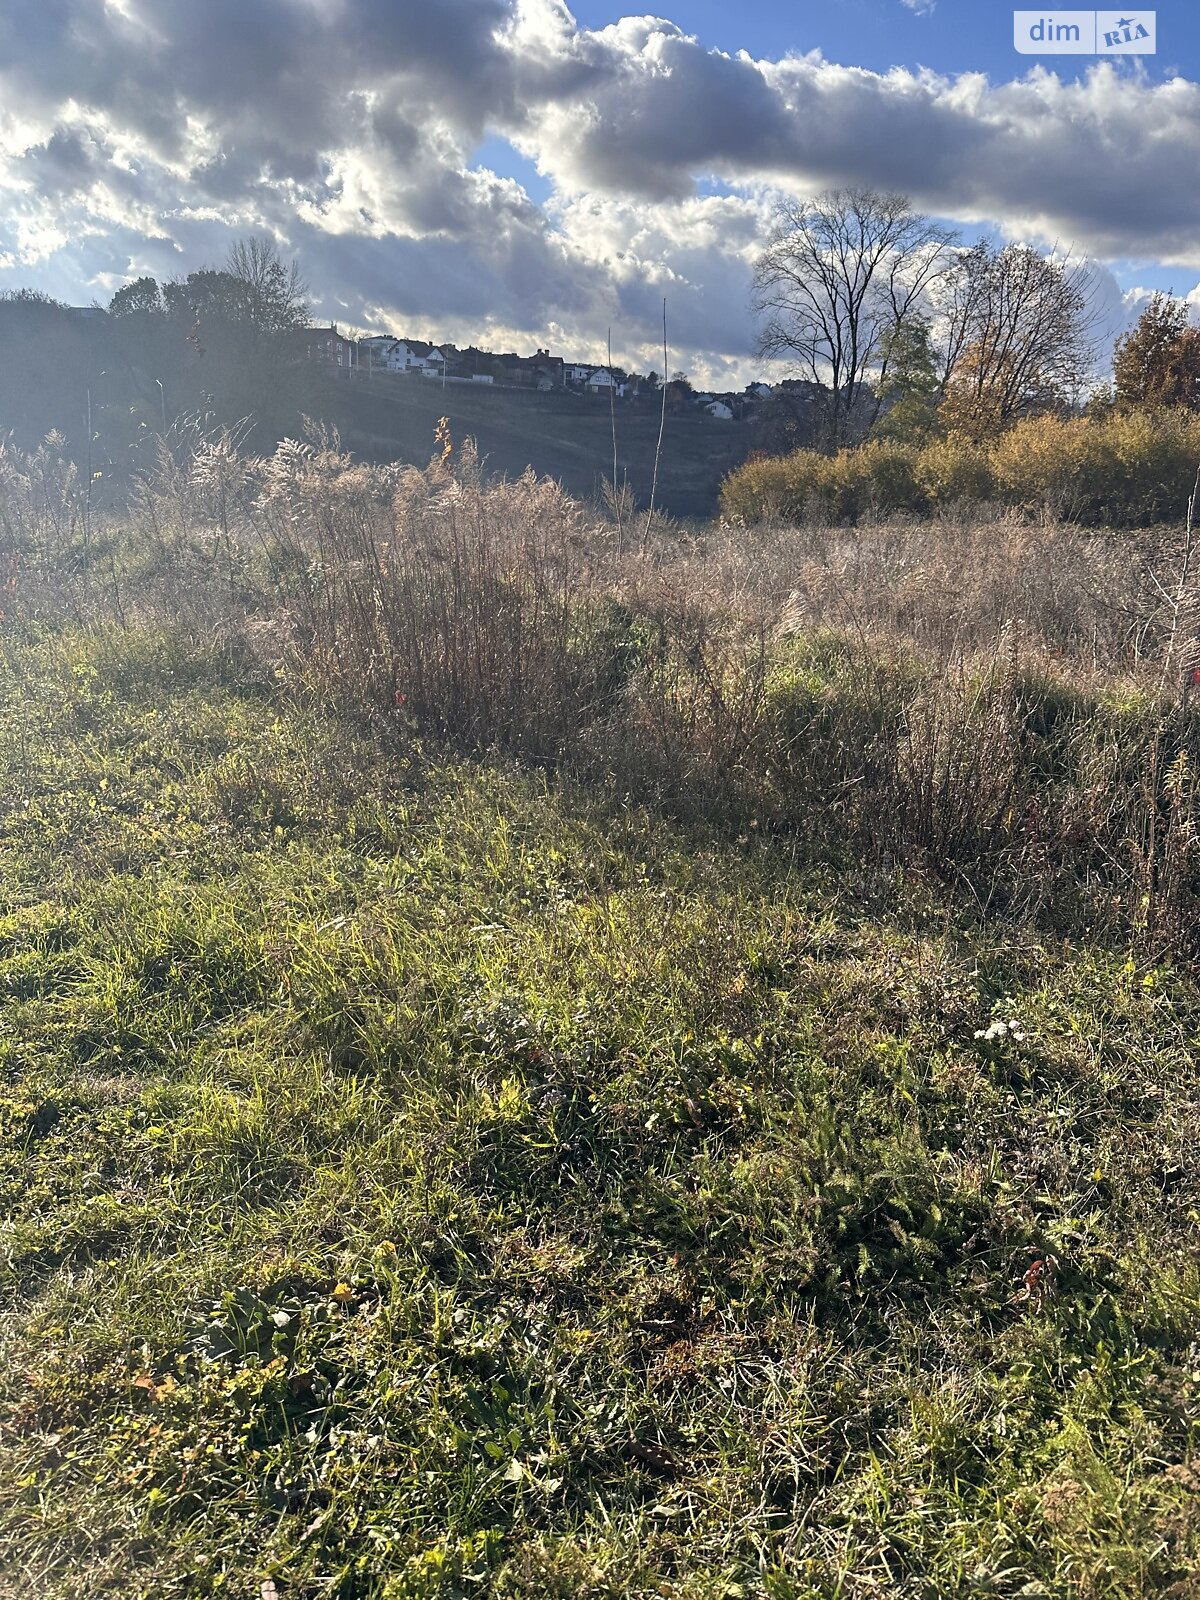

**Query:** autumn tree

left=752, top=189, right=955, bottom=448
left=1113, top=293, right=1200, bottom=411
left=936, top=242, right=1091, bottom=439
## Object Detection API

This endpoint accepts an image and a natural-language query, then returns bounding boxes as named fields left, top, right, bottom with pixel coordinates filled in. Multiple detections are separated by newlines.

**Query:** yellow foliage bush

left=720, top=440, right=918, bottom=524
left=721, top=408, right=1200, bottom=526
left=911, top=434, right=996, bottom=508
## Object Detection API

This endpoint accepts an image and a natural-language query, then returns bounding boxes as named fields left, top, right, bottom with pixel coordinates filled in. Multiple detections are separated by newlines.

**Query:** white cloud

left=0, top=0, right=1198, bottom=383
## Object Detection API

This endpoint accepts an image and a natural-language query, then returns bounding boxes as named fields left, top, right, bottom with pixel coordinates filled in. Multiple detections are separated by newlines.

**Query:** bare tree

left=934, top=241, right=1093, bottom=436
left=752, top=188, right=956, bottom=448
left=225, top=235, right=309, bottom=335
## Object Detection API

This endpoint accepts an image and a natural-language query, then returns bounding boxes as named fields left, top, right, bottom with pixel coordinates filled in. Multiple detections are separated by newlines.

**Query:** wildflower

left=974, top=1016, right=1026, bottom=1043
left=974, top=1020, right=1009, bottom=1042
left=330, top=1282, right=355, bottom=1305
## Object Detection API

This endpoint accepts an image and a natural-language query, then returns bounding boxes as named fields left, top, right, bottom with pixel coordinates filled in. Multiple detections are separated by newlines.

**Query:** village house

left=358, top=334, right=395, bottom=364
left=293, top=324, right=359, bottom=372
left=530, top=348, right=565, bottom=388
left=346, top=332, right=689, bottom=406
left=361, top=337, right=447, bottom=375
left=445, top=345, right=504, bottom=382
left=585, top=369, right=631, bottom=398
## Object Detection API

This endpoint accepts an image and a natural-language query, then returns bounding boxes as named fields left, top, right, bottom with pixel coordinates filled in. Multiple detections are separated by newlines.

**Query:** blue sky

left=2, top=0, right=1199, bottom=382
left=471, top=1, right=1198, bottom=305
left=568, top=0, right=1195, bottom=82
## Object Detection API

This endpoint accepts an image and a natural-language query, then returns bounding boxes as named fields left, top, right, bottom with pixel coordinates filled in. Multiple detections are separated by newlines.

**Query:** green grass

left=2, top=628, right=1200, bottom=1599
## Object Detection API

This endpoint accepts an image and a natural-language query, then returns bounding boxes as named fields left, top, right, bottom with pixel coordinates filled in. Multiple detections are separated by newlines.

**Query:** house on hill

left=292, top=325, right=359, bottom=372
left=447, top=345, right=504, bottom=381
left=403, top=339, right=447, bottom=375
left=363, top=337, right=446, bottom=375
left=530, top=348, right=565, bottom=389
left=358, top=334, right=395, bottom=365
left=586, top=369, right=631, bottom=398
left=484, top=347, right=566, bottom=389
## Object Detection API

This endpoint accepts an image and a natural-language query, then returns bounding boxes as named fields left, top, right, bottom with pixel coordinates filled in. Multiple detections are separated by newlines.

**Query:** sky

left=1, top=0, right=1198, bottom=385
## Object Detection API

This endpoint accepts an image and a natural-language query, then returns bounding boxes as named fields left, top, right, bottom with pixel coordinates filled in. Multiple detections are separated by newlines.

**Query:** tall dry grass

left=2, top=424, right=1198, bottom=958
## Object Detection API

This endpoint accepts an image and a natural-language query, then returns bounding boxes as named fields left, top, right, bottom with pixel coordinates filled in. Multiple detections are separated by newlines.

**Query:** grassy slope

left=318, top=375, right=750, bottom=519
left=2, top=631, right=1200, bottom=1599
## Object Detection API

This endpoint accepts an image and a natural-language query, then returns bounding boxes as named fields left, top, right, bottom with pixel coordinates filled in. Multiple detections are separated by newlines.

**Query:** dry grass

left=3, top=424, right=1198, bottom=960
left=6, top=430, right=1200, bottom=1597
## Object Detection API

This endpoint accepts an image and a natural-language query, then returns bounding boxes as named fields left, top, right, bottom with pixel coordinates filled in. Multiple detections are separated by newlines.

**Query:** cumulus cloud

left=0, top=0, right=1197, bottom=381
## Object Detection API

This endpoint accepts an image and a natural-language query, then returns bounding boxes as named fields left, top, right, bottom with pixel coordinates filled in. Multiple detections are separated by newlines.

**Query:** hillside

left=0, top=301, right=749, bottom=522
left=316, top=372, right=750, bottom=518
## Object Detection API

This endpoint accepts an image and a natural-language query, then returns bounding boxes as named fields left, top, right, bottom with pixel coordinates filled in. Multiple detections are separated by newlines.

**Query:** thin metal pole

left=643, top=298, right=668, bottom=552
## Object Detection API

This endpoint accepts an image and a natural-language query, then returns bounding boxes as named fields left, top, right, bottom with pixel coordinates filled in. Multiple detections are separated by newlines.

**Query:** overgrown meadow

left=2, top=430, right=1200, bottom=1598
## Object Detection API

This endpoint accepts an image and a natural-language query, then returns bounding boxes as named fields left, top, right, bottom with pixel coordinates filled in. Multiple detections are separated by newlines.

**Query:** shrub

left=1099, top=408, right=1200, bottom=525
left=839, top=440, right=921, bottom=520
left=718, top=449, right=833, bottom=524
left=989, top=411, right=1200, bottom=525
left=720, top=440, right=918, bottom=525
left=989, top=415, right=1101, bottom=521
left=911, top=433, right=995, bottom=509
left=722, top=408, right=1200, bottom=527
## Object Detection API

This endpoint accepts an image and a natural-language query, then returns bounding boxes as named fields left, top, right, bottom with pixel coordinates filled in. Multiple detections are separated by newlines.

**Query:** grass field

left=2, top=623, right=1200, bottom=1599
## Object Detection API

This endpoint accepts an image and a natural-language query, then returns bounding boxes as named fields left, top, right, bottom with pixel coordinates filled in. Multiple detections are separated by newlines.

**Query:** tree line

left=751, top=187, right=1199, bottom=455
left=0, top=237, right=314, bottom=477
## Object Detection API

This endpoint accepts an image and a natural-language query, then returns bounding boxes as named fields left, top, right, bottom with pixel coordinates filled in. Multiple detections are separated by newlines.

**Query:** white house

left=586, top=369, right=629, bottom=398
left=564, top=364, right=594, bottom=385
left=706, top=400, right=734, bottom=421
left=747, top=382, right=773, bottom=398
left=363, top=339, right=447, bottom=375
